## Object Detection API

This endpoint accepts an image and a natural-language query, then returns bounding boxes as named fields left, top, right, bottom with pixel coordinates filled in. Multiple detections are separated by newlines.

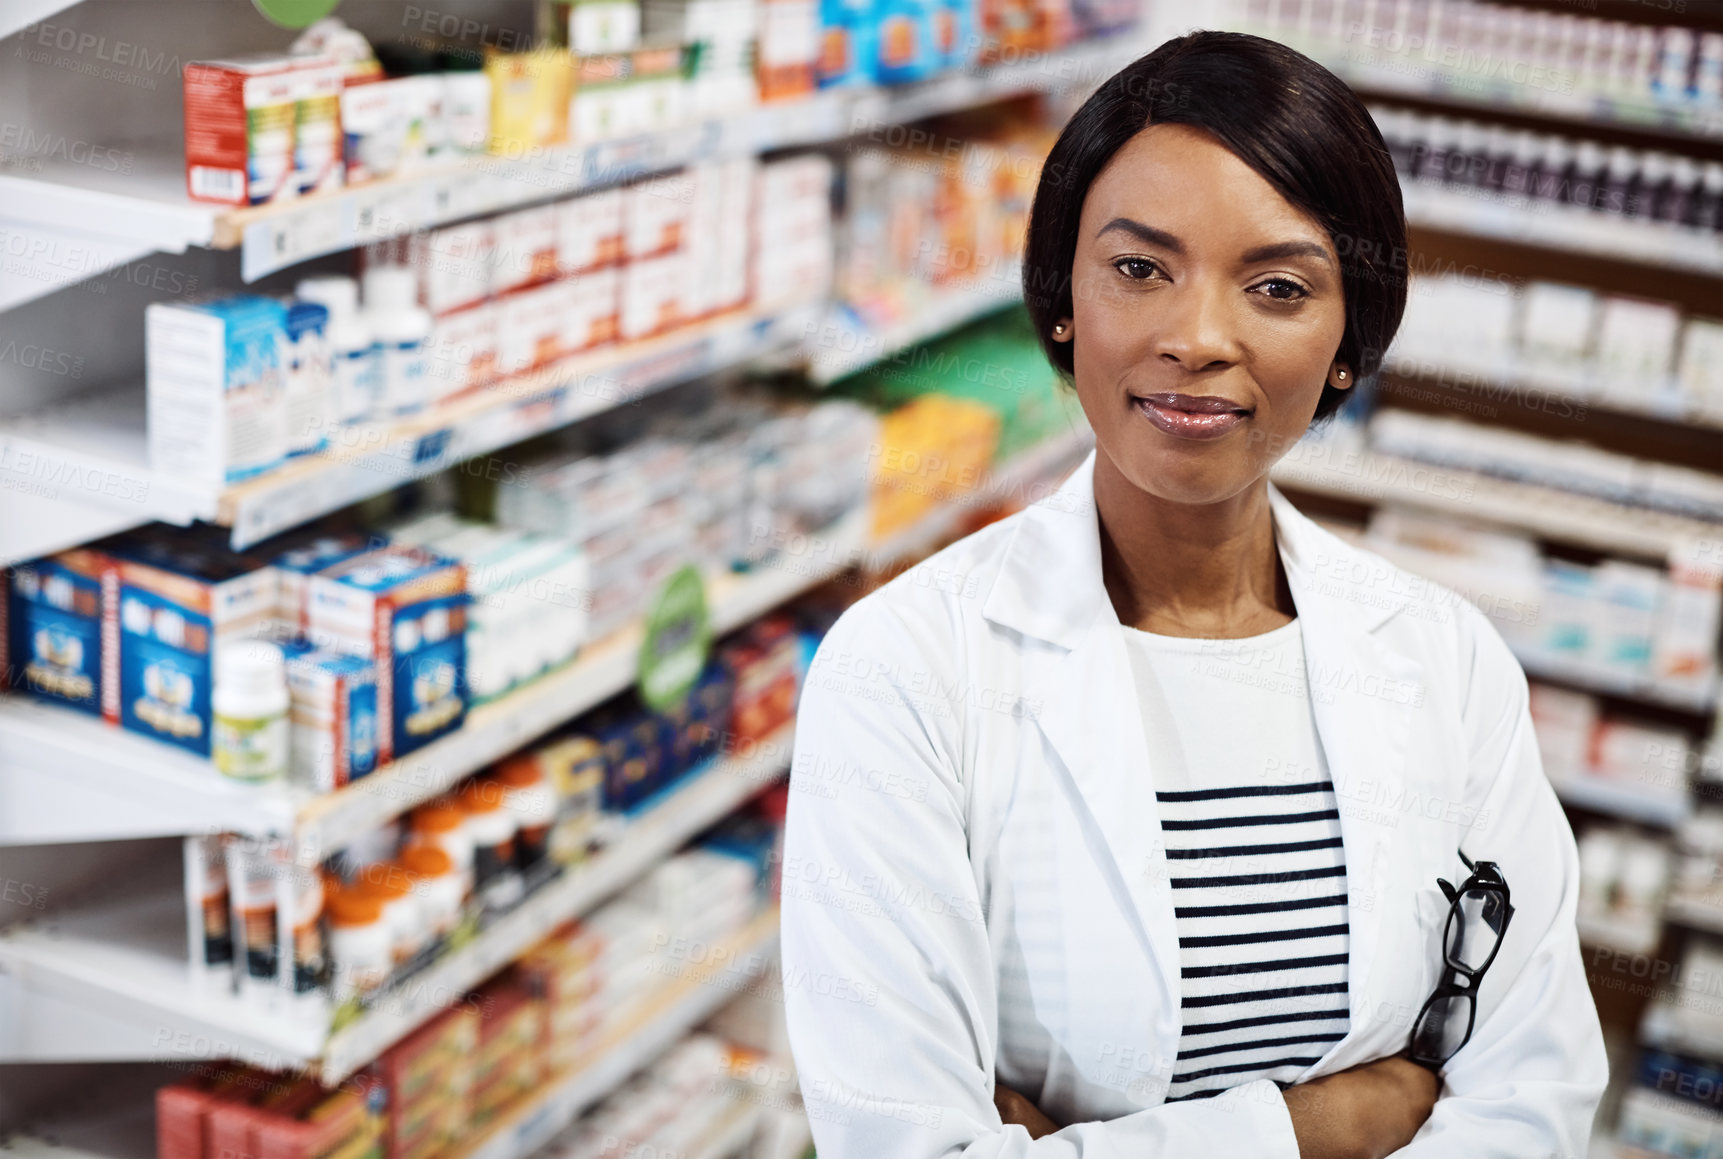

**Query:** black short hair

left=1023, top=31, right=1407, bottom=421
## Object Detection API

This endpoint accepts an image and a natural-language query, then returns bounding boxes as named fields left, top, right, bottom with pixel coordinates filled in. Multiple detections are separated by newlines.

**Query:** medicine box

left=267, top=531, right=376, bottom=639
left=4, top=549, right=110, bottom=718
left=412, top=223, right=494, bottom=316
left=428, top=301, right=498, bottom=402
left=307, top=546, right=468, bottom=762
left=563, top=267, right=621, bottom=353
left=147, top=295, right=291, bottom=486
left=183, top=53, right=344, bottom=206
left=106, top=530, right=279, bottom=758
left=284, top=642, right=379, bottom=791
left=556, top=187, right=625, bottom=274
left=492, top=205, right=562, bottom=294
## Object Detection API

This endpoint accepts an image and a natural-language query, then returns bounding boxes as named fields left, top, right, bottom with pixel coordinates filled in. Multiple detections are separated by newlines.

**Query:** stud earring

left=1053, top=321, right=1069, bottom=337
left=1335, top=368, right=1348, bottom=381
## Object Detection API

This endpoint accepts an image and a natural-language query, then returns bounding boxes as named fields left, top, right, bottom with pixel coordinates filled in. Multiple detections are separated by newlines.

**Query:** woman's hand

left=994, top=1082, right=1060, bottom=1140
left=1284, top=1055, right=1440, bottom=1159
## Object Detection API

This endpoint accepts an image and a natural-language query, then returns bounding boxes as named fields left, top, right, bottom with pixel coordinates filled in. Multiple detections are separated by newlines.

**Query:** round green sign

left=251, top=0, right=342, bottom=29
left=638, top=565, right=711, bottom=712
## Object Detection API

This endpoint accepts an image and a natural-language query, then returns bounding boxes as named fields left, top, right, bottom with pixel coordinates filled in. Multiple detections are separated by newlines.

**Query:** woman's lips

left=1131, top=392, right=1252, bottom=440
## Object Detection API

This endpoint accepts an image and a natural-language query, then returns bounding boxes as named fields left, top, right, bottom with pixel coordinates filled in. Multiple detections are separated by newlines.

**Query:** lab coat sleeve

left=781, top=600, right=1303, bottom=1159
left=1393, top=604, right=1608, bottom=1159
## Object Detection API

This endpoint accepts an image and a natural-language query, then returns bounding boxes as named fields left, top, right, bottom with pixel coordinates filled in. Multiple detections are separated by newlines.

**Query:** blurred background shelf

left=0, top=724, right=792, bottom=1078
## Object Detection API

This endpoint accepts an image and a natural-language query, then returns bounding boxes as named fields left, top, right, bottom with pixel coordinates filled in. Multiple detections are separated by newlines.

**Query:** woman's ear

left=1329, top=363, right=1353, bottom=390
left=1051, top=318, right=1073, bottom=343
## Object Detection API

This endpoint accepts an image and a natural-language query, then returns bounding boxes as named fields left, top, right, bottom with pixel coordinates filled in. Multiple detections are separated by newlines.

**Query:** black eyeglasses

left=1407, top=852, right=1514, bottom=1071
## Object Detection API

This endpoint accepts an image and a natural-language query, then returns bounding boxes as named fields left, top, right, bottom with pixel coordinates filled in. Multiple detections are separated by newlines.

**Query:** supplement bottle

left=409, top=800, right=475, bottom=898
left=494, top=756, right=556, bottom=873
left=354, top=861, right=425, bottom=967
left=296, top=275, right=380, bottom=425
left=363, top=267, right=432, bottom=417
left=213, top=641, right=289, bottom=783
left=326, top=887, right=389, bottom=1002
left=460, top=779, right=524, bottom=914
left=399, top=844, right=463, bottom=939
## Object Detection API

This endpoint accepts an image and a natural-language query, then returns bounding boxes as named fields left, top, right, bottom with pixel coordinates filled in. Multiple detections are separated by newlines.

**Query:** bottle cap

left=459, top=779, right=506, bottom=814
left=399, top=845, right=454, bottom=878
left=363, top=267, right=420, bottom=313
left=328, top=888, right=383, bottom=928
left=296, top=275, right=359, bottom=319
left=215, top=641, right=286, bottom=699
left=353, top=863, right=413, bottom=900
left=412, top=801, right=465, bottom=833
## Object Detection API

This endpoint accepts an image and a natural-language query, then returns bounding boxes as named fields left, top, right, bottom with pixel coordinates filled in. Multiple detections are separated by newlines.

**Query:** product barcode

left=190, top=166, right=244, bottom=201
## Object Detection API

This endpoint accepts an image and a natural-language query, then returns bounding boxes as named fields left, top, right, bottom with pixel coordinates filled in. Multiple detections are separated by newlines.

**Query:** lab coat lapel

left=1270, top=483, right=1424, bottom=1068
left=983, top=455, right=1184, bottom=1021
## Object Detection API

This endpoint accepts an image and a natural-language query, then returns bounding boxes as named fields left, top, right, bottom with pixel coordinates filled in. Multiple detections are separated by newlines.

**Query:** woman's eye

left=1113, top=257, right=1160, bottom=280
left=1253, top=278, right=1310, bottom=301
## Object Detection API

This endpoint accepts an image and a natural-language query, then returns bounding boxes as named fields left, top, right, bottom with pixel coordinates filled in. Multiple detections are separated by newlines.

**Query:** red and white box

left=564, top=267, right=621, bottom=353
left=495, top=281, right=571, bottom=374
left=428, top=301, right=498, bottom=401
left=619, top=252, right=687, bottom=341
left=557, top=186, right=626, bottom=274
left=411, top=222, right=494, bottom=316
left=493, top=205, right=561, bottom=294
left=183, top=52, right=344, bottom=206
left=623, top=171, right=694, bottom=259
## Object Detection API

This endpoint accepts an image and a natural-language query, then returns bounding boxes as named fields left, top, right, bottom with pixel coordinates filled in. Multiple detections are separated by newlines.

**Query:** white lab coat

left=781, top=451, right=1607, bottom=1158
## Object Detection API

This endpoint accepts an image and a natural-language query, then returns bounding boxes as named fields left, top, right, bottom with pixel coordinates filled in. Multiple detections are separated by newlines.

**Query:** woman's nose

left=1152, top=279, right=1240, bottom=374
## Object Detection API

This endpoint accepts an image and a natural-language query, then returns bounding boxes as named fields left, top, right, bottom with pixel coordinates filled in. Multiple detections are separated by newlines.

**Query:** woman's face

left=1060, top=123, right=1350, bottom=506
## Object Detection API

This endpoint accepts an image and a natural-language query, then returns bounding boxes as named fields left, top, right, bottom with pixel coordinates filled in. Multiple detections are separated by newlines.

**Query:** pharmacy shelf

left=1640, top=996, right=1723, bottom=1062
left=0, top=515, right=859, bottom=855
left=806, top=271, right=1023, bottom=386
left=1401, top=181, right=1723, bottom=275
left=459, top=912, right=779, bottom=1159
left=1553, top=771, right=1692, bottom=829
left=1519, top=652, right=1719, bottom=717
left=1578, top=911, right=1664, bottom=956
left=0, top=917, right=777, bottom=1159
left=1381, top=363, right=1723, bottom=439
left=1666, top=890, right=1723, bottom=937
left=0, top=726, right=792, bottom=1078
left=320, top=730, right=792, bottom=1082
left=1267, top=443, right=1722, bottom=559
left=1322, top=47, right=1723, bottom=140
left=0, top=303, right=815, bottom=567
left=0, top=36, right=1144, bottom=295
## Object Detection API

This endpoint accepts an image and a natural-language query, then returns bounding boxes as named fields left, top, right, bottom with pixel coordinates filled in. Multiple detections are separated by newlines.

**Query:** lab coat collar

left=981, top=450, right=1410, bottom=649
left=983, top=449, right=1421, bottom=1075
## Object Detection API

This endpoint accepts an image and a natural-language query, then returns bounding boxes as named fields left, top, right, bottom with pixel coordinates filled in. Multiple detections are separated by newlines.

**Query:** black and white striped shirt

left=1123, top=619, right=1351, bottom=1104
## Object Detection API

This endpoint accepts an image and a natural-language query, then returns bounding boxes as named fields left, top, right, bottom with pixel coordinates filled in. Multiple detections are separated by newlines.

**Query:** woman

left=780, top=29, right=1607, bottom=1159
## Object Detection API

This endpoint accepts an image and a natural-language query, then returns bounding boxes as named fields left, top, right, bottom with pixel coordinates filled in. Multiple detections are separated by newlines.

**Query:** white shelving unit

left=0, top=38, right=1144, bottom=299
left=1323, top=48, right=1723, bottom=141
left=1519, top=652, right=1719, bottom=717
left=0, top=725, right=792, bottom=1080
left=1553, top=772, right=1694, bottom=830
left=460, top=912, right=780, bottom=1159
left=1666, top=890, right=1723, bottom=937
left=0, top=512, right=862, bottom=854
left=1269, top=445, right=1723, bottom=560
left=0, top=914, right=779, bottom=1159
left=1401, top=182, right=1723, bottom=275
left=0, top=304, right=814, bottom=564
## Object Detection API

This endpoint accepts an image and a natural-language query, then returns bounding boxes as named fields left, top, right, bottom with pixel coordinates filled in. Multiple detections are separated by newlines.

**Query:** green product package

left=831, top=305, right=1083, bottom=460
